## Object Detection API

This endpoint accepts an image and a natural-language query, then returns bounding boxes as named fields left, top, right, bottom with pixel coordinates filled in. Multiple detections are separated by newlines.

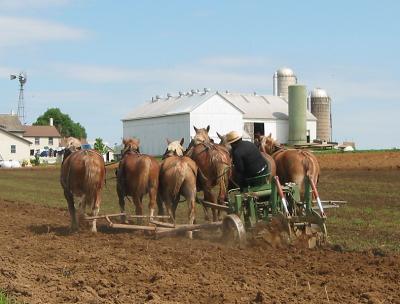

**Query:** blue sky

left=0, top=0, right=399, bottom=149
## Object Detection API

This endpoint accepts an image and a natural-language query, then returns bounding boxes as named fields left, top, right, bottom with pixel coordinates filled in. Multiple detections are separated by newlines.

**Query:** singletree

left=34, top=108, right=87, bottom=138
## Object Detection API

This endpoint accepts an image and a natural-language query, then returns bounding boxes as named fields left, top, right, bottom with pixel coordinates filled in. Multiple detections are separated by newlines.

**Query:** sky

left=0, top=0, right=399, bottom=149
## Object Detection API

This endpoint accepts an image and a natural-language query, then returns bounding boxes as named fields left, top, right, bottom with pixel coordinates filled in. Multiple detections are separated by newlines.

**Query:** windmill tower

left=10, top=72, right=27, bottom=124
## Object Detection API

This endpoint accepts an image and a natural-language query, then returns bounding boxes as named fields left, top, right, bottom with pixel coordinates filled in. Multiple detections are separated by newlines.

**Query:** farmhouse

left=23, top=122, right=62, bottom=156
left=122, top=90, right=317, bottom=155
left=0, top=114, right=31, bottom=162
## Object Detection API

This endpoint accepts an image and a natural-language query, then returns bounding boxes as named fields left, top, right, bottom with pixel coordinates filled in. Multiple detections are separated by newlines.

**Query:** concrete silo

left=288, top=85, right=307, bottom=145
left=310, top=88, right=331, bottom=142
left=274, top=67, right=297, bottom=101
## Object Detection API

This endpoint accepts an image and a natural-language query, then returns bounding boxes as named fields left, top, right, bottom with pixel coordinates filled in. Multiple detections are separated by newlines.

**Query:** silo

left=310, top=88, right=331, bottom=142
left=276, top=67, right=297, bottom=101
left=288, top=85, right=307, bottom=145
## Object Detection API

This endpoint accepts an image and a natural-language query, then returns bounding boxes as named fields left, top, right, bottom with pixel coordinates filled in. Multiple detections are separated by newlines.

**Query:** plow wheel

left=221, top=214, right=246, bottom=248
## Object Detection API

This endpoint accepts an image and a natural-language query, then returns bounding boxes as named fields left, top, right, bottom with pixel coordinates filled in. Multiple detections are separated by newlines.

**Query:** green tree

left=94, top=138, right=107, bottom=154
left=34, top=108, right=87, bottom=138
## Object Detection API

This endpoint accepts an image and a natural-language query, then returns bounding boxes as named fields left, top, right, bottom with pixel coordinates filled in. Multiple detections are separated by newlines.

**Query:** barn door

left=244, top=122, right=254, bottom=142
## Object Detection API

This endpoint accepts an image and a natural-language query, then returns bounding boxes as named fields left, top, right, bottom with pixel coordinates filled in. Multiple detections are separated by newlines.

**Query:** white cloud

left=200, top=56, right=273, bottom=68
left=0, top=0, right=70, bottom=10
left=0, top=66, right=17, bottom=79
left=54, top=62, right=272, bottom=92
left=0, top=16, right=87, bottom=48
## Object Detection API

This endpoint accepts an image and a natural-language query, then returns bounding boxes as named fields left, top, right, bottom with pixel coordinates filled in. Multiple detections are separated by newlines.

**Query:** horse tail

left=140, top=157, right=152, bottom=192
left=172, top=161, right=186, bottom=200
left=301, top=150, right=319, bottom=184
left=83, top=151, right=103, bottom=207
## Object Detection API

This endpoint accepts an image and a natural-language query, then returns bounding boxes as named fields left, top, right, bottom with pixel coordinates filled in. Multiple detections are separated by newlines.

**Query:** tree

left=34, top=108, right=87, bottom=139
left=94, top=138, right=107, bottom=154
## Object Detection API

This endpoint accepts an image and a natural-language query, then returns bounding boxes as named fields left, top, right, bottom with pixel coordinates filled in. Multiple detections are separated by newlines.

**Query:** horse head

left=193, top=125, right=211, bottom=145
left=217, top=132, right=232, bottom=153
left=260, top=133, right=281, bottom=155
left=163, top=138, right=185, bottom=159
left=62, top=137, right=82, bottom=163
left=122, top=138, right=140, bottom=154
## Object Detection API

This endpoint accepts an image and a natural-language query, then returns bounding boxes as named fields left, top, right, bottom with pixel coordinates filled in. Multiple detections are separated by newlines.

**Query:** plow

left=85, top=173, right=338, bottom=249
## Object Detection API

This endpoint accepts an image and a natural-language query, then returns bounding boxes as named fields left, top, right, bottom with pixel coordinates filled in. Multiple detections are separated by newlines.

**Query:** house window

left=11, top=145, right=16, bottom=153
left=48, top=137, right=53, bottom=145
left=35, top=137, right=40, bottom=145
left=30, top=149, right=34, bottom=156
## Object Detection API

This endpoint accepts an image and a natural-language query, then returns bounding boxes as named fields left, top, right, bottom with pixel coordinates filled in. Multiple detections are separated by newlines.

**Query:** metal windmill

left=10, top=72, right=27, bottom=124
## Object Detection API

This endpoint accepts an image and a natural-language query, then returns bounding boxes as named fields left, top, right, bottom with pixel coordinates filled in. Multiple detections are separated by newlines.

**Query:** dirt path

left=1, top=200, right=399, bottom=304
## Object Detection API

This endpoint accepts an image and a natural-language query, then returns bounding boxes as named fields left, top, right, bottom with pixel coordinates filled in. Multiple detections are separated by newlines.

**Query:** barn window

left=48, top=137, right=53, bottom=145
left=11, top=145, right=16, bottom=153
left=35, top=137, right=40, bottom=145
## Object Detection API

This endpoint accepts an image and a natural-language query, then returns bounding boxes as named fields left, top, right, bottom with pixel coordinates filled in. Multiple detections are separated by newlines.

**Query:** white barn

left=122, top=90, right=317, bottom=155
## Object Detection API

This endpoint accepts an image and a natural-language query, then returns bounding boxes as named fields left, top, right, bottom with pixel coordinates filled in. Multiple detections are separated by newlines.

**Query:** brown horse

left=186, top=125, right=231, bottom=221
left=259, top=134, right=320, bottom=197
left=116, top=138, right=160, bottom=223
left=216, top=132, right=276, bottom=181
left=159, top=138, right=197, bottom=238
left=60, top=138, right=106, bottom=232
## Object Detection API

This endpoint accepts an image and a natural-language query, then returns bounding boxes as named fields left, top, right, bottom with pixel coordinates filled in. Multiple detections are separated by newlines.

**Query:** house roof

left=123, top=91, right=316, bottom=121
left=23, top=126, right=61, bottom=137
left=0, top=127, right=32, bottom=144
left=0, top=114, right=24, bottom=132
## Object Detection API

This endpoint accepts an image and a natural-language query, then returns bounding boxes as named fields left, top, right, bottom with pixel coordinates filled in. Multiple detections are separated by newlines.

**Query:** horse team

left=60, top=126, right=320, bottom=237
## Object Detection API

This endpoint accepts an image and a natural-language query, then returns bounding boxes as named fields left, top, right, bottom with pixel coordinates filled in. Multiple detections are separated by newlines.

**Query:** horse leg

left=148, top=186, right=157, bottom=220
left=90, top=191, right=101, bottom=233
left=204, top=189, right=218, bottom=222
left=64, top=189, right=78, bottom=232
left=157, top=192, right=165, bottom=216
left=166, top=197, right=176, bottom=225
left=182, top=184, right=196, bottom=239
left=133, top=195, right=143, bottom=225
left=117, top=185, right=127, bottom=224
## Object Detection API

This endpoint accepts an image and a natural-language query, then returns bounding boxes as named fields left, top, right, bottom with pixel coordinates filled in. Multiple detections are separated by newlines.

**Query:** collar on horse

left=122, top=147, right=141, bottom=158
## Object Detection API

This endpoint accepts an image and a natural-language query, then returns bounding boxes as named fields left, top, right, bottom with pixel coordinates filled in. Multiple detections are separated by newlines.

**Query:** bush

left=30, top=155, right=40, bottom=166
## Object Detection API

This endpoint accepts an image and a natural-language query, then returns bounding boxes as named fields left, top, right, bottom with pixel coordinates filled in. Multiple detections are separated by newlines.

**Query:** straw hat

left=225, top=131, right=242, bottom=144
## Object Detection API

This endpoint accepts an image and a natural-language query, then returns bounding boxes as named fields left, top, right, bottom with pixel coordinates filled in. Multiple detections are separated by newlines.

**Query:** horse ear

left=193, top=126, right=198, bottom=133
left=268, top=133, right=272, bottom=138
left=206, top=125, right=210, bottom=132
left=122, top=138, right=127, bottom=145
left=216, top=132, right=223, bottom=139
left=166, top=138, right=171, bottom=144
left=180, top=138, right=184, bottom=146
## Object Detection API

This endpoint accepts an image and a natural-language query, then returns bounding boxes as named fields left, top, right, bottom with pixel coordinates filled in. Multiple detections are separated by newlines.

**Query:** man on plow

left=224, top=131, right=269, bottom=190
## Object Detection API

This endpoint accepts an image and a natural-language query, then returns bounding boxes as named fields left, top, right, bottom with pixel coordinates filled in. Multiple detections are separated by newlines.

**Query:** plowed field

left=1, top=151, right=399, bottom=303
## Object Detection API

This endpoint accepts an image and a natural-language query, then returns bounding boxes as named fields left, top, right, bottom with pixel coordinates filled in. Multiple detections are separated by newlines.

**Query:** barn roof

left=123, top=91, right=316, bottom=121
left=123, top=91, right=222, bottom=121
left=219, top=92, right=316, bottom=120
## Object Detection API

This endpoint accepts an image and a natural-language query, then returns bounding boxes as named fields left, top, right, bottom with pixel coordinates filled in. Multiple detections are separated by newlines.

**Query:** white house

left=23, top=125, right=62, bottom=156
left=0, top=114, right=31, bottom=162
left=122, top=90, right=317, bottom=155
